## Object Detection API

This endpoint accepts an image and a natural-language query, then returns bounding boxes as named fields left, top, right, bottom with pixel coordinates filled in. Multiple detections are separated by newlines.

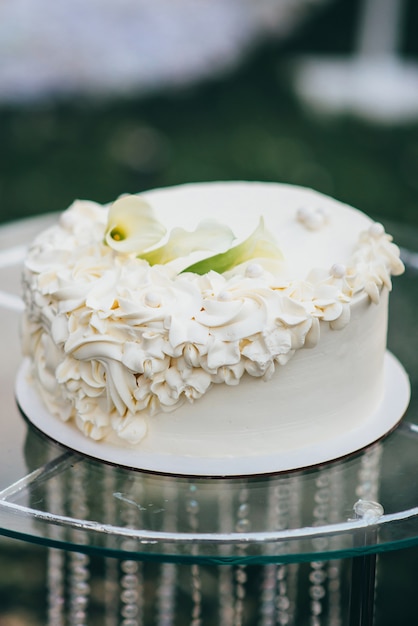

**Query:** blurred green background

left=1, top=0, right=418, bottom=228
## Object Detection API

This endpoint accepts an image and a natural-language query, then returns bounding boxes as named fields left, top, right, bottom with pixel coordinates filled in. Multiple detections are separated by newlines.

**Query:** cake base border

left=15, top=352, right=410, bottom=477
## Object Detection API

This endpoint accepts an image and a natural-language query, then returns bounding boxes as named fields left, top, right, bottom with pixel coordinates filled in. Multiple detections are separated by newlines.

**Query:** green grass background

left=1, top=0, right=418, bottom=228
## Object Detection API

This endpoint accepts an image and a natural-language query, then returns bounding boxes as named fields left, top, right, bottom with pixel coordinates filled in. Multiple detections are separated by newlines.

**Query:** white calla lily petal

left=183, top=217, right=283, bottom=275
left=142, top=220, right=235, bottom=265
left=105, top=195, right=166, bottom=253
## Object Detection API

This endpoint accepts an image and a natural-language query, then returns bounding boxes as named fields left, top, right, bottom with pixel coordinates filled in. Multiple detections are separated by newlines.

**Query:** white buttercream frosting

left=21, top=182, right=404, bottom=446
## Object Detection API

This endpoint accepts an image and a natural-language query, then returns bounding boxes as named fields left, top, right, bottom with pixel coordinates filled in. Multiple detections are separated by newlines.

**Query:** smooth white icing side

left=140, top=289, right=388, bottom=457
left=21, top=182, right=404, bottom=454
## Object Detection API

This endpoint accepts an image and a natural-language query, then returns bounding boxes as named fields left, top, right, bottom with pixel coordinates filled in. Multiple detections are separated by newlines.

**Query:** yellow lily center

left=109, top=227, right=126, bottom=242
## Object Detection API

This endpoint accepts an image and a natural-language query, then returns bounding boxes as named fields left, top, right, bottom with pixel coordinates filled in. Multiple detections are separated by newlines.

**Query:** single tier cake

left=20, top=182, right=407, bottom=472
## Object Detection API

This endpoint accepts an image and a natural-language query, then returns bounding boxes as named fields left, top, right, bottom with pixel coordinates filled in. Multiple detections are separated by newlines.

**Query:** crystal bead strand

left=46, top=451, right=65, bottom=626
left=120, top=559, right=142, bottom=626
left=120, top=476, right=144, bottom=626
left=68, top=462, right=90, bottom=626
left=47, top=548, right=65, bottom=626
left=156, top=560, right=177, bottom=626
left=260, top=479, right=280, bottom=625
left=276, top=481, right=295, bottom=626
left=286, top=476, right=302, bottom=626
left=187, top=483, right=202, bottom=626
left=355, top=442, right=383, bottom=622
left=234, top=485, right=250, bottom=626
left=103, top=465, right=119, bottom=626
left=260, top=562, right=277, bottom=626
left=156, top=480, right=178, bottom=626
left=327, top=466, right=345, bottom=626
left=356, top=443, right=383, bottom=503
left=189, top=562, right=202, bottom=626
left=260, top=477, right=300, bottom=626
left=218, top=486, right=235, bottom=626
left=309, top=472, right=331, bottom=626
left=276, top=475, right=302, bottom=626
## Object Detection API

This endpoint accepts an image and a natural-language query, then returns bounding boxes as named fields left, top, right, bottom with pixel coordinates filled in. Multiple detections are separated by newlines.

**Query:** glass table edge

left=1, top=488, right=418, bottom=562
left=1, top=522, right=418, bottom=565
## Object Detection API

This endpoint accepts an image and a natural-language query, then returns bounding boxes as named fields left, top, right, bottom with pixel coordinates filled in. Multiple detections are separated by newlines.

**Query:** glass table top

left=0, top=214, right=418, bottom=565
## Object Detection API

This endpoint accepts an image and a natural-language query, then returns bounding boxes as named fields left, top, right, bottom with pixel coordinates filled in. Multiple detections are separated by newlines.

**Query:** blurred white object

left=0, top=0, right=326, bottom=103
left=293, top=0, right=418, bottom=123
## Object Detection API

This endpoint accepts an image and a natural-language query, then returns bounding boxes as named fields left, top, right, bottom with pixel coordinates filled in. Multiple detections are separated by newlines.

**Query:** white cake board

left=16, top=352, right=410, bottom=477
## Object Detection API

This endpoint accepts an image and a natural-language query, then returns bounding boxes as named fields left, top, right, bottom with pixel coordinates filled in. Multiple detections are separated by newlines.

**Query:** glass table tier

left=0, top=214, right=417, bottom=564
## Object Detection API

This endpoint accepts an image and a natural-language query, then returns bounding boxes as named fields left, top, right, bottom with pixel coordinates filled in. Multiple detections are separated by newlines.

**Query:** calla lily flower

left=105, top=195, right=167, bottom=254
left=105, top=196, right=282, bottom=276
left=182, top=217, right=283, bottom=275
left=141, top=220, right=235, bottom=265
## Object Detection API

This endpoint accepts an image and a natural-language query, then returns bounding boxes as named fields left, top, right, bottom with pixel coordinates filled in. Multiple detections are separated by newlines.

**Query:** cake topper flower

left=141, top=220, right=235, bottom=265
left=105, top=194, right=282, bottom=274
left=105, top=195, right=167, bottom=253
left=182, top=217, right=283, bottom=275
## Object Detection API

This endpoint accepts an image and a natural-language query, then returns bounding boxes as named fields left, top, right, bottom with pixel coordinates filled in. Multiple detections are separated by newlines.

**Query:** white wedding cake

left=18, top=181, right=409, bottom=474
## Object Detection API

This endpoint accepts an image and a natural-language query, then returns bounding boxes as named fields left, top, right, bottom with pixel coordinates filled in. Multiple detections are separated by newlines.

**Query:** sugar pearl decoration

left=59, top=212, right=77, bottom=231
left=245, top=263, right=263, bottom=278
left=369, top=222, right=385, bottom=238
left=144, top=291, right=161, bottom=308
left=296, top=206, right=329, bottom=231
left=330, top=263, right=346, bottom=278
